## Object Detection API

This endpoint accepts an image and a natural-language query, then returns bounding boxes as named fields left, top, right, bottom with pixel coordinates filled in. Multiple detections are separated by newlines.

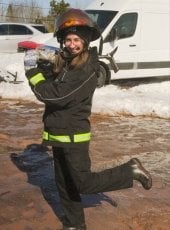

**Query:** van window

left=114, top=13, right=138, bottom=39
left=86, top=10, right=118, bottom=32
left=8, top=25, right=33, bottom=35
left=105, top=13, right=138, bottom=42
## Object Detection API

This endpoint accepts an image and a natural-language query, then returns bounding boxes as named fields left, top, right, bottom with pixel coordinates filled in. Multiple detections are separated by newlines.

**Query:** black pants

left=52, top=143, right=133, bottom=228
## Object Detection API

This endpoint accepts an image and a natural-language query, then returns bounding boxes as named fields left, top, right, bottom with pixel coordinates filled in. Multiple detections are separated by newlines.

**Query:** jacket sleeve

left=26, top=66, right=97, bottom=108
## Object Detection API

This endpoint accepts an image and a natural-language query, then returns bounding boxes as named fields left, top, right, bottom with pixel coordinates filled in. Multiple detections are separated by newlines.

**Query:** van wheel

left=97, top=61, right=111, bottom=88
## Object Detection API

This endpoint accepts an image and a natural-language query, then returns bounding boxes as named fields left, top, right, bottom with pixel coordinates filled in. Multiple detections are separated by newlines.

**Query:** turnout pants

left=52, top=143, right=133, bottom=228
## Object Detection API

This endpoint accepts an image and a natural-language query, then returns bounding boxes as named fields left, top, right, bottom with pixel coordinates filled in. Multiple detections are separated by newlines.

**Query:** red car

left=17, top=33, right=58, bottom=52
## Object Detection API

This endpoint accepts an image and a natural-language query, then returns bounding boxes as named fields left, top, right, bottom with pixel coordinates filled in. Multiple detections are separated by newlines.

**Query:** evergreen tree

left=47, top=0, right=70, bottom=32
left=6, top=4, right=14, bottom=22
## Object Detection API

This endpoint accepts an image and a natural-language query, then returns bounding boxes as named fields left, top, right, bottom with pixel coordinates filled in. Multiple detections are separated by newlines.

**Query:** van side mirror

left=104, top=28, right=117, bottom=43
left=110, top=28, right=117, bottom=41
left=99, top=36, right=104, bottom=55
left=99, top=28, right=117, bottom=54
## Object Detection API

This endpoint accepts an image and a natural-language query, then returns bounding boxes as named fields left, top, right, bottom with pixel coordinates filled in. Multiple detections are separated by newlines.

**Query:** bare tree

left=0, top=1, right=8, bottom=22
left=5, top=0, right=44, bottom=23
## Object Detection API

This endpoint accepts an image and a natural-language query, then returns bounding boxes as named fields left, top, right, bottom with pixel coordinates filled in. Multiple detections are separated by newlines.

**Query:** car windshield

left=85, top=10, right=118, bottom=32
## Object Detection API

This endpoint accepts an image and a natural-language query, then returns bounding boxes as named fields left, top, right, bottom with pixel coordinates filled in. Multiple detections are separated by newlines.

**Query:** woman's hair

left=69, top=50, right=89, bottom=69
left=53, top=49, right=89, bottom=73
left=53, top=54, right=65, bottom=74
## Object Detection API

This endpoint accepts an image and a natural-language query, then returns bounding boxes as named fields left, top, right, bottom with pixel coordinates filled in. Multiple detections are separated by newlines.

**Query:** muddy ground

left=0, top=100, right=170, bottom=230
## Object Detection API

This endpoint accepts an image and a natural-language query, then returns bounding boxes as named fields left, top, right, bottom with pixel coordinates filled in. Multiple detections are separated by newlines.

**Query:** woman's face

left=64, top=33, right=84, bottom=55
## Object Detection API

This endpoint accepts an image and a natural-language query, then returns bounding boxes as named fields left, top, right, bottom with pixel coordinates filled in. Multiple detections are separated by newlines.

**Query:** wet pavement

left=0, top=100, right=170, bottom=230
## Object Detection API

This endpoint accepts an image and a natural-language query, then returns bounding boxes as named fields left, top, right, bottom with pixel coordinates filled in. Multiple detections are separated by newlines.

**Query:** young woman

left=25, top=8, right=152, bottom=230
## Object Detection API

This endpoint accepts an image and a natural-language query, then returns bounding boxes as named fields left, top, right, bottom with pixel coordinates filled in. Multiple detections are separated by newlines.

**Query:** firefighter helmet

left=54, top=8, right=101, bottom=45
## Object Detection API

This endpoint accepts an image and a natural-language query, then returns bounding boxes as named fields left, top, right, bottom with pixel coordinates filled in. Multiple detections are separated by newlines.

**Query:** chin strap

left=60, top=47, right=76, bottom=61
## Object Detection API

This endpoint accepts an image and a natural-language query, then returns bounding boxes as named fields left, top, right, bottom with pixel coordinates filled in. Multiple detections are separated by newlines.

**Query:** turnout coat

left=26, top=47, right=99, bottom=147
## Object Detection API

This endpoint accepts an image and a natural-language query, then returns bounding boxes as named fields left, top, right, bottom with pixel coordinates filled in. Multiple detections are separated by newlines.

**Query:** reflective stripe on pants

left=43, top=131, right=91, bottom=143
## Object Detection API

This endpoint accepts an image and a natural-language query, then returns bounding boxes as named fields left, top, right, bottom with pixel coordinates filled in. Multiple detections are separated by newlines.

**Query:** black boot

left=62, top=224, right=86, bottom=230
left=129, top=158, right=152, bottom=190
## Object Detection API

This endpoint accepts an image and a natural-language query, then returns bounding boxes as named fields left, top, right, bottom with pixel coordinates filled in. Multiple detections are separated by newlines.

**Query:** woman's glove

left=25, top=67, right=46, bottom=87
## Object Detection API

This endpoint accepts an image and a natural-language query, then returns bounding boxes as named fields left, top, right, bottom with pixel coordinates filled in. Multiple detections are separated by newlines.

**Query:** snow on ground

left=0, top=53, right=170, bottom=119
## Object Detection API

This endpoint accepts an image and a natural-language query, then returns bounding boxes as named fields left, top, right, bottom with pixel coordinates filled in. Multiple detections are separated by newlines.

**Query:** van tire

left=97, top=61, right=111, bottom=88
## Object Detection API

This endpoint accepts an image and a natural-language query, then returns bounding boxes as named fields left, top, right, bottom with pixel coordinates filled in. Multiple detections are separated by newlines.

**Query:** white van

left=85, top=0, right=170, bottom=84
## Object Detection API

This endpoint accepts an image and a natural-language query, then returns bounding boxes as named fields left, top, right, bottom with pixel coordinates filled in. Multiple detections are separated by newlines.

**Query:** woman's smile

left=64, top=33, right=84, bottom=55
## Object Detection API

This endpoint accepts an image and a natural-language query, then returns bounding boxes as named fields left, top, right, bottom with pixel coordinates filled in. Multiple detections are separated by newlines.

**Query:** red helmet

left=54, top=8, right=101, bottom=44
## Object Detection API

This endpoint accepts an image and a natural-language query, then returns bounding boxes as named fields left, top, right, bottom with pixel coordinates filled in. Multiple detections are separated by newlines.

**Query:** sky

left=0, top=52, right=170, bottom=119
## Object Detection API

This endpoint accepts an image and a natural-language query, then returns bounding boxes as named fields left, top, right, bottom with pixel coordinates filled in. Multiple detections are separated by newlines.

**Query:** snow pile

left=0, top=53, right=170, bottom=119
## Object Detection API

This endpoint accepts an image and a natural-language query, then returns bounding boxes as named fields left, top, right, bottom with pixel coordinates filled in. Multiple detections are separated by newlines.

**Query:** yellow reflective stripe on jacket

left=43, top=131, right=91, bottom=143
left=29, top=73, right=45, bottom=86
left=74, top=132, right=91, bottom=143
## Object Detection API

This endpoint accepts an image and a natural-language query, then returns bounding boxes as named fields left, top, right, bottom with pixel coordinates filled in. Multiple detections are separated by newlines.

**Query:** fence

left=0, top=2, right=51, bottom=23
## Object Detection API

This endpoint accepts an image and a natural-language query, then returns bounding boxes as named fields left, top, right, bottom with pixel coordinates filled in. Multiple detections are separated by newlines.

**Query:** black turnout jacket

left=26, top=47, right=99, bottom=147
